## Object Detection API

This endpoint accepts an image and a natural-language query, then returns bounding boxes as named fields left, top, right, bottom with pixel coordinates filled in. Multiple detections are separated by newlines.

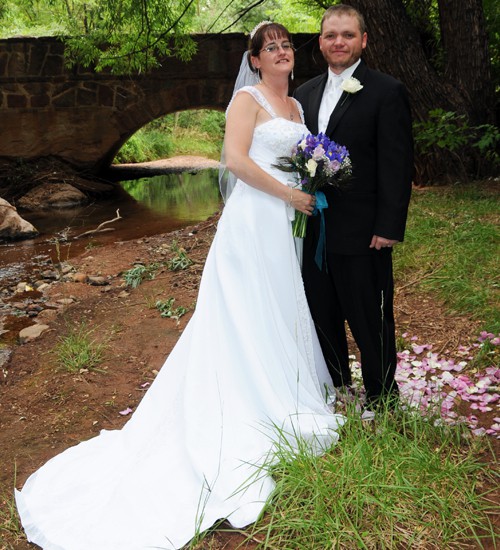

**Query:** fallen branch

left=74, top=209, right=122, bottom=239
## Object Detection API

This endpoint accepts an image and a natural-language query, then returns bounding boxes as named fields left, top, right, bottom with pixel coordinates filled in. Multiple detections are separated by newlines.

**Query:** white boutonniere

left=341, top=77, right=363, bottom=94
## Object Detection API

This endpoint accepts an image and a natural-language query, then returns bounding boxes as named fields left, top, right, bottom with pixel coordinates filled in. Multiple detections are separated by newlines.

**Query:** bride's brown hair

left=247, top=23, right=292, bottom=73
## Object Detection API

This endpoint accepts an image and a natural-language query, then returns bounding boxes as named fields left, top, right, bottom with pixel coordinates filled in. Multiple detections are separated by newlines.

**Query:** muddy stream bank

left=0, top=159, right=221, bottom=352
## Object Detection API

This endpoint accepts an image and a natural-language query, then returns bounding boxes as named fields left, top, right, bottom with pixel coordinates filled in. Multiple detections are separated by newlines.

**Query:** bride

left=15, top=22, right=345, bottom=550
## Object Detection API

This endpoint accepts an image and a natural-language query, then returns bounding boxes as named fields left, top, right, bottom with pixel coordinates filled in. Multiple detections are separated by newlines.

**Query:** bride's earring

left=257, top=68, right=262, bottom=82
left=290, top=69, right=294, bottom=81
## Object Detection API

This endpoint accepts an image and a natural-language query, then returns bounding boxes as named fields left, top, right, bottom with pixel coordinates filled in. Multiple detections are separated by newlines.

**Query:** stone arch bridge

left=0, top=33, right=323, bottom=174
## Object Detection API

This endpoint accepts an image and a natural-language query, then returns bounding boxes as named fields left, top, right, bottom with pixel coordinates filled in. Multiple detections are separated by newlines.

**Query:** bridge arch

left=0, top=33, right=324, bottom=174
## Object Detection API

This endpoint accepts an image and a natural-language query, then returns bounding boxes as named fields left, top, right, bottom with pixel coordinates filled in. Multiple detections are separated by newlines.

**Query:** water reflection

left=122, top=170, right=221, bottom=221
left=0, top=169, right=222, bottom=286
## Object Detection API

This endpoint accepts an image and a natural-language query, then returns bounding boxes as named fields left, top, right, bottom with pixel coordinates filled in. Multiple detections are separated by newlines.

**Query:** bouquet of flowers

left=275, top=133, right=352, bottom=238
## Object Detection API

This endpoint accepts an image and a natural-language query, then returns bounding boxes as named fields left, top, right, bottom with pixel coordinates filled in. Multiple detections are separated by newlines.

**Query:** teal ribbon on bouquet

left=313, top=191, right=328, bottom=271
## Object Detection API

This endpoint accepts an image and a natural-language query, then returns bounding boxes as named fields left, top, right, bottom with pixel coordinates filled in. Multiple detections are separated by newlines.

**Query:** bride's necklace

left=261, top=82, right=294, bottom=121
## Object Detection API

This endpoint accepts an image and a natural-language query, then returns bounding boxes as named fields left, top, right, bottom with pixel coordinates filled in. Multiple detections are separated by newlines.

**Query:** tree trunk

left=438, top=0, right=495, bottom=125
left=339, top=0, right=496, bottom=183
left=346, top=0, right=463, bottom=118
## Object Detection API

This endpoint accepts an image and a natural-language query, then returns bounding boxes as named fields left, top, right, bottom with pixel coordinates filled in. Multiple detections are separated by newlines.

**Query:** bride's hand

left=290, top=188, right=316, bottom=215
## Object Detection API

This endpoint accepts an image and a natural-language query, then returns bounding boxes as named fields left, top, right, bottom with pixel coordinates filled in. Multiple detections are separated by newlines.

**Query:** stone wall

left=0, top=34, right=324, bottom=173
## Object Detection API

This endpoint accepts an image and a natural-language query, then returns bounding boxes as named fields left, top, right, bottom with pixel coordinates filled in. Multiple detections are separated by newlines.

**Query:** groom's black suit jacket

left=294, top=60, right=413, bottom=256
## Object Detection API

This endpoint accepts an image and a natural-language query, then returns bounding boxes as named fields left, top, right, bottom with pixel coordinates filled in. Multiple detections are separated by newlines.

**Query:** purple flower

left=312, top=145, right=325, bottom=161
left=328, top=159, right=341, bottom=173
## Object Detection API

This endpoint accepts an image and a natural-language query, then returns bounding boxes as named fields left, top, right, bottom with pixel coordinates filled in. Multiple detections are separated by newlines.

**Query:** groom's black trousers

left=302, top=249, right=398, bottom=403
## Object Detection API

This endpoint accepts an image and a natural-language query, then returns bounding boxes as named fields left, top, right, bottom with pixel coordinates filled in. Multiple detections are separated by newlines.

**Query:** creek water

left=0, top=169, right=221, bottom=287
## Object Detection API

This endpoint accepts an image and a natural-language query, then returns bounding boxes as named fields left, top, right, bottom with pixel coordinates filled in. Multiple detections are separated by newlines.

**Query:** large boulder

left=17, top=183, right=88, bottom=211
left=0, top=198, right=38, bottom=240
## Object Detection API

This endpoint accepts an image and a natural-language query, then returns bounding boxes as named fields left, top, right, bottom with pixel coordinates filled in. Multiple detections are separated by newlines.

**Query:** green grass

left=122, top=263, right=161, bottom=288
left=167, top=241, right=193, bottom=271
left=168, top=126, right=223, bottom=160
left=115, top=128, right=174, bottom=163
left=114, top=110, right=225, bottom=163
left=0, top=467, right=22, bottom=549
left=155, top=297, right=189, bottom=320
left=248, top=406, right=497, bottom=549
left=394, top=182, right=499, bottom=333
left=54, top=322, right=108, bottom=373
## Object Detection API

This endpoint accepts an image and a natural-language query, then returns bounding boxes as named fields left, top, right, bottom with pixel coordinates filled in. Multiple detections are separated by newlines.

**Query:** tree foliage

left=1, top=0, right=199, bottom=72
left=1, top=0, right=498, bottom=181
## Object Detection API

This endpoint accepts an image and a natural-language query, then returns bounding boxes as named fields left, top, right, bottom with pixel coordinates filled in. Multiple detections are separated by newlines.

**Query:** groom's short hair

left=321, top=4, right=366, bottom=35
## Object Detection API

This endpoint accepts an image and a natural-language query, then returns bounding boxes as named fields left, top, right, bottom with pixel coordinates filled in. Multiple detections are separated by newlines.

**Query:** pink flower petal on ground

left=412, top=344, right=430, bottom=354
left=119, top=407, right=133, bottom=416
left=413, top=379, right=429, bottom=390
left=472, top=428, right=487, bottom=436
left=440, top=371, right=455, bottom=383
left=479, top=393, right=498, bottom=404
left=393, top=333, right=498, bottom=437
left=414, top=367, right=429, bottom=377
left=140, top=382, right=150, bottom=388
left=439, top=360, right=464, bottom=372
left=485, top=367, right=499, bottom=376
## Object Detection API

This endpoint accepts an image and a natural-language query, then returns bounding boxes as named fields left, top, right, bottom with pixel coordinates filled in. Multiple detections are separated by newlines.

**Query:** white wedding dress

left=15, top=87, right=345, bottom=550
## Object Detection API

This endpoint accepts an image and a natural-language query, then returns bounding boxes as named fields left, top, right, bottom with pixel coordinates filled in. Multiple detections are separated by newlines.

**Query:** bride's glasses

left=260, top=41, right=295, bottom=54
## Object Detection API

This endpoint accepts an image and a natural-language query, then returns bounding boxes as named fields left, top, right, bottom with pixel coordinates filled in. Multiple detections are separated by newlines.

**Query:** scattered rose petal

left=351, top=332, right=500, bottom=438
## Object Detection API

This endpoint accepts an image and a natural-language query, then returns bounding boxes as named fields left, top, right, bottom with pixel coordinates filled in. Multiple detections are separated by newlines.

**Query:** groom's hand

left=370, top=235, right=398, bottom=250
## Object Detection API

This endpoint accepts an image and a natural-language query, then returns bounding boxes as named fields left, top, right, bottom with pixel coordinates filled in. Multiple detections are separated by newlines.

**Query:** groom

left=294, top=5, right=413, bottom=408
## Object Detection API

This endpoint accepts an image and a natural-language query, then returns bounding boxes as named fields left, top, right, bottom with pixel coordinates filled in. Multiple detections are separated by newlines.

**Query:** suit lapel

left=305, top=74, right=328, bottom=135
left=325, top=61, right=368, bottom=136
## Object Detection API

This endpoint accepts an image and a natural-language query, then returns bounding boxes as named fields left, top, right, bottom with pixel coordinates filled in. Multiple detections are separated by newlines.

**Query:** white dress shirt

left=317, top=59, right=361, bottom=134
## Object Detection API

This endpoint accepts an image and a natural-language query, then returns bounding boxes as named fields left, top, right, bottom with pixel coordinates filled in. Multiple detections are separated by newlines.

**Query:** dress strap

left=291, top=97, right=306, bottom=124
left=225, top=86, right=277, bottom=119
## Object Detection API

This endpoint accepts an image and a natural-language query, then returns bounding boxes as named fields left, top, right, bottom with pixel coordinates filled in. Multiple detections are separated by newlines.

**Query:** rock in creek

left=0, top=198, right=38, bottom=241
left=17, top=183, right=88, bottom=211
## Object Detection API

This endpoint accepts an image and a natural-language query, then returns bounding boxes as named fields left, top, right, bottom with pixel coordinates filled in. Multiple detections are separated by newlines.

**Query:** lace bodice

left=233, top=86, right=309, bottom=183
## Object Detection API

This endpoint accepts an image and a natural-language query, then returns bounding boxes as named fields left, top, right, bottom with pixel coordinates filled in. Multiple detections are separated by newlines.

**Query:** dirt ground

left=0, top=207, right=497, bottom=549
